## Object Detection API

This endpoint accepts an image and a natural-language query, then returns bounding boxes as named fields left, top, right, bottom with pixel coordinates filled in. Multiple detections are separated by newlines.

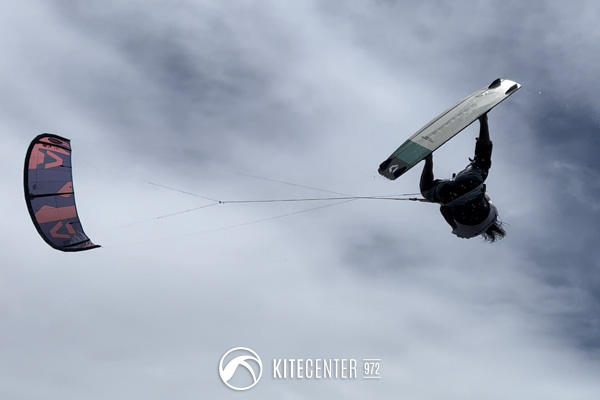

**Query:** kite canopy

left=24, top=133, right=100, bottom=252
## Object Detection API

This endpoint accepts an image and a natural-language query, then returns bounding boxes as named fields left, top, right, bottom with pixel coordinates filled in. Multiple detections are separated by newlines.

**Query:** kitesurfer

left=419, top=113, right=506, bottom=242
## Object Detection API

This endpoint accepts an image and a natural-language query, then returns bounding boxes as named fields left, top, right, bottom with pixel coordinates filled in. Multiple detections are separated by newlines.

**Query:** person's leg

left=471, top=113, right=492, bottom=175
left=420, top=154, right=435, bottom=196
left=477, top=113, right=490, bottom=145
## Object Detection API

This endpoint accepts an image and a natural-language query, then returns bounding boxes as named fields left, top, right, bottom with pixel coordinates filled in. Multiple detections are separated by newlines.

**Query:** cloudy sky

left=1, top=0, right=600, bottom=398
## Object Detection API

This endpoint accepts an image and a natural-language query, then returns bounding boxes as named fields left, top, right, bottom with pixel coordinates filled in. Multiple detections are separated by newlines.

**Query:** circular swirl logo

left=218, top=347, right=263, bottom=391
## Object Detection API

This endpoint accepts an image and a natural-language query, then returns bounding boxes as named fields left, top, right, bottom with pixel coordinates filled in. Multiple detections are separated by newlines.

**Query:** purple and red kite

left=24, top=133, right=100, bottom=252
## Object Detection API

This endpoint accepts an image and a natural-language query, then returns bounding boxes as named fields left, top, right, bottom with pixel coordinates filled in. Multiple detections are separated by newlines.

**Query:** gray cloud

left=1, top=0, right=600, bottom=398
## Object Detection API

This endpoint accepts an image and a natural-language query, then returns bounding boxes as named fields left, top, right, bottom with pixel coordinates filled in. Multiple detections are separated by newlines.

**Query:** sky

left=1, top=0, right=600, bottom=398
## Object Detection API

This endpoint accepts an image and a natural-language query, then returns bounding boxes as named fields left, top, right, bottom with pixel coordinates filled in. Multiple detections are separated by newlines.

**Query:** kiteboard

left=378, top=78, right=521, bottom=180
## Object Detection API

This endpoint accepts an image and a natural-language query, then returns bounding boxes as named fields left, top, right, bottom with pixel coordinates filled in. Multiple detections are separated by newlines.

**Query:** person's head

left=480, top=219, right=506, bottom=243
left=450, top=199, right=506, bottom=241
left=480, top=197, right=506, bottom=243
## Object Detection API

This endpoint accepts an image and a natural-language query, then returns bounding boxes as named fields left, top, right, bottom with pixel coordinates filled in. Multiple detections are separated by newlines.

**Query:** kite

left=24, top=133, right=100, bottom=252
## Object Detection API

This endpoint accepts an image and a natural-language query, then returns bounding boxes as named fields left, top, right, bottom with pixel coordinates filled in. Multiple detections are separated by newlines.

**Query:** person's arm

left=440, top=206, right=457, bottom=230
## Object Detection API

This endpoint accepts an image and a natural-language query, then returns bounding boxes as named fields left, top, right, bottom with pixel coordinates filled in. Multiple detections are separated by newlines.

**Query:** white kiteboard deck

left=378, top=78, right=521, bottom=180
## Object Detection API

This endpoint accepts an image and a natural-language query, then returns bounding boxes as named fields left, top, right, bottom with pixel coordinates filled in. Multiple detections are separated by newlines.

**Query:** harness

left=444, top=183, right=485, bottom=207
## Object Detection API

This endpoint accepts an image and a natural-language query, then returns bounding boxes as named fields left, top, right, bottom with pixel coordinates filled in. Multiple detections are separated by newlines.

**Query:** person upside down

left=419, top=113, right=506, bottom=242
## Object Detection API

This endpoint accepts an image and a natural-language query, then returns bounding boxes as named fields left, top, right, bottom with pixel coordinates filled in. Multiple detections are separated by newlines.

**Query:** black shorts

left=424, top=140, right=492, bottom=204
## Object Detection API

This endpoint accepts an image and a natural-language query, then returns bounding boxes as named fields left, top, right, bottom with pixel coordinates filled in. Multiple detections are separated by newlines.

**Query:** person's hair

left=481, top=219, right=506, bottom=243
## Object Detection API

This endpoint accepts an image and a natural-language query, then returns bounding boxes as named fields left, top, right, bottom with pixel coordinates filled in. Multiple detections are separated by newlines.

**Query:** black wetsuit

left=421, top=139, right=493, bottom=228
